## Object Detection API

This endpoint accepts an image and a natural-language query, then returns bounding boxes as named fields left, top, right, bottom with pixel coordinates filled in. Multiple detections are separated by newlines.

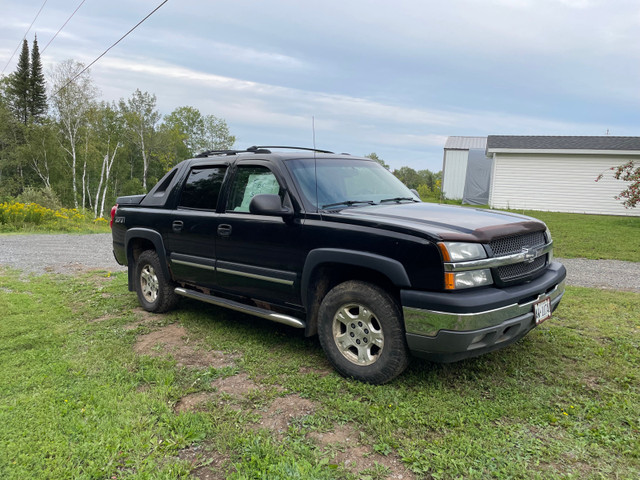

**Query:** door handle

left=172, top=220, right=184, bottom=233
left=217, top=224, right=232, bottom=237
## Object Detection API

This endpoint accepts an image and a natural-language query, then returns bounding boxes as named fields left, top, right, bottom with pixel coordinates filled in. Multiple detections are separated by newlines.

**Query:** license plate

left=534, top=298, right=552, bottom=324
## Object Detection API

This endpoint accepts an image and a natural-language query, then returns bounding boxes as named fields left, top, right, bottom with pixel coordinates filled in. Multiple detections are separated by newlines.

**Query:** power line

left=53, top=0, right=170, bottom=98
left=41, top=0, right=87, bottom=54
left=1, top=0, right=49, bottom=75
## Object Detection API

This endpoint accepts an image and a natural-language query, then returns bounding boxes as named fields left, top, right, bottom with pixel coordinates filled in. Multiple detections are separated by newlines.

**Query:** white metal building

left=486, top=136, right=640, bottom=216
left=442, top=136, right=487, bottom=200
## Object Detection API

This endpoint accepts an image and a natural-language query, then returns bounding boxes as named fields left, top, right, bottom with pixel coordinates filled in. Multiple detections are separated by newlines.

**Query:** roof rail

left=194, top=149, right=244, bottom=158
left=194, top=145, right=335, bottom=158
left=247, top=145, right=334, bottom=154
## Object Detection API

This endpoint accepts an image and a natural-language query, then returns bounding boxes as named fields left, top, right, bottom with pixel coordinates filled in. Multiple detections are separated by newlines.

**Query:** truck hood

left=335, top=202, right=545, bottom=242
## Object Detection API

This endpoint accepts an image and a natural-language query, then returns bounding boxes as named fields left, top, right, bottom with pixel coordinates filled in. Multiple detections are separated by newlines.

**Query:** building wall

left=489, top=153, right=640, bottom=216
left=442, top=150, right=469, bottom=200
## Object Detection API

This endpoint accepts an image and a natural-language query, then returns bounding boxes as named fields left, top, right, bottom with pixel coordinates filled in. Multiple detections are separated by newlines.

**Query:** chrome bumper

left=403, top=279, right=565, bottom=337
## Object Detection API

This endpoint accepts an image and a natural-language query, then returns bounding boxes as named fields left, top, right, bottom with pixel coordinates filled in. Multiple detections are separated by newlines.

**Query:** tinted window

left=179, top=167, right=227, bottom=210
left=226, top=166, right=282, bottom=212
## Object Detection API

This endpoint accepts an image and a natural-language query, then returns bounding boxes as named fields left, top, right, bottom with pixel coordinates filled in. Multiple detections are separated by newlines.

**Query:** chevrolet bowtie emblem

left=521, top=246, right=539, bottom=263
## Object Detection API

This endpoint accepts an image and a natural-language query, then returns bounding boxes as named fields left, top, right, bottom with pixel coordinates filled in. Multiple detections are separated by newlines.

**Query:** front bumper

left=401, top=261, right=566, bottom=362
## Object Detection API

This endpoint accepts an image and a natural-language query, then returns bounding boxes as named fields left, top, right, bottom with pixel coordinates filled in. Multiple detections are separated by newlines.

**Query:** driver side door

left=214, top=162, right=305, bottom=308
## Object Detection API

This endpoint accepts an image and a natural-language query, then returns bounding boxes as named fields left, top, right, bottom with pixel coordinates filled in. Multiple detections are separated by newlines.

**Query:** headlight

left=445, top=269, right=493, bottom=290
left=439, top=242, right=492, bottom=290
left=438, top=242, right=487, bottom=262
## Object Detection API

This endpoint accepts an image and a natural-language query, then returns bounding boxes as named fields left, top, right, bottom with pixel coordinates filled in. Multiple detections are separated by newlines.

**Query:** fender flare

left=300, top=248, right=411, bottom=310
left=124, top=228, right=171, bottom=291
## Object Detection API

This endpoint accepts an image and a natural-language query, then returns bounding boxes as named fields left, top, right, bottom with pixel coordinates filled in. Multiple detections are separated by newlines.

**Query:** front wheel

left=317, top=281, right=410, bottom=384
left=134, top=250, right=178, bottom=313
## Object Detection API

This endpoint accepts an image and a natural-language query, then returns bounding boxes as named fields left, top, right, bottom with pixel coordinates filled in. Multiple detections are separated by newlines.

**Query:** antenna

left=312, top=116, right=316, bottom=150
left=312, top=116, right=319, bottom=212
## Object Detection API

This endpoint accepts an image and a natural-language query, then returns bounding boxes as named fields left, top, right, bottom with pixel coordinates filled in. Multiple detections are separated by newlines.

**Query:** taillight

left=110, top=204, right=118, bottom=228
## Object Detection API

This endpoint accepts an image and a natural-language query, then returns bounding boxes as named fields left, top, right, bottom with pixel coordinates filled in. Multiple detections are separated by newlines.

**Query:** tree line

left=0, top=39, right=235, bottom=218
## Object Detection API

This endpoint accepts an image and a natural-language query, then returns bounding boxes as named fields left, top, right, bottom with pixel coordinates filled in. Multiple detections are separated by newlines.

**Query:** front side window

left=226, top=166, right=283, bottom=212
left=178, top=166, right=227, bottom=210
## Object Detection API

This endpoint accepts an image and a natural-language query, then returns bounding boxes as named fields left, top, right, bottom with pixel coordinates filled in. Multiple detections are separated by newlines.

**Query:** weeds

left=0, top=201, right=109, bottom=233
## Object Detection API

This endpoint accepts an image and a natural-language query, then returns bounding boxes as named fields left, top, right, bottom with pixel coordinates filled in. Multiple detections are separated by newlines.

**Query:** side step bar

left=174, top=287, right=306, bottom=329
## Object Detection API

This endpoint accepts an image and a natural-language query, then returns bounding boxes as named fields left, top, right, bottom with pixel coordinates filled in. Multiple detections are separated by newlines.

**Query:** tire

left=134, top=250, right=178, bottom=313
left=317, top=280, right=410, bottom=384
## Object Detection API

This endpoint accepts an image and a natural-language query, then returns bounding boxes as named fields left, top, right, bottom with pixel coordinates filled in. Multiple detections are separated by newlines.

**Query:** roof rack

left=247, top=145, right=334, bottom=154
left=194, top=149, right=244, bottom=158
left=195, top=145, right=335, bottom=158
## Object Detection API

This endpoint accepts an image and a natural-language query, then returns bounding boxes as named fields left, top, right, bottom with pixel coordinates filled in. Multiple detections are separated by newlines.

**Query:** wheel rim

left=140, top=264, right=159, bottom=303
left=332, top=303, right=384, bottom=366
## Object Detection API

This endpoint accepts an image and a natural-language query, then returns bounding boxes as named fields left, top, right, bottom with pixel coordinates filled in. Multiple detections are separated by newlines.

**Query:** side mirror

left=249, top=194, right=293, bottom=218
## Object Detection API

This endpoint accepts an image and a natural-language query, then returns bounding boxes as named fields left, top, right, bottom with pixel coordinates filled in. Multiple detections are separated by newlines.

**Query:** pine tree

left=29, top=35, right=47, bottom=120
left=7, top=39, right=30, bottom=124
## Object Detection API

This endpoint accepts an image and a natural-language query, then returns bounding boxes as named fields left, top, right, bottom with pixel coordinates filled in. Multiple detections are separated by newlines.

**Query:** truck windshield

left=285, top=158, right=420, bottom=210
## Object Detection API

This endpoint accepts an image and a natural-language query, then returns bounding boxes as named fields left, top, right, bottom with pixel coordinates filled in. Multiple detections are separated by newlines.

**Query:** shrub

left=16, top=187, right=62, bottom=210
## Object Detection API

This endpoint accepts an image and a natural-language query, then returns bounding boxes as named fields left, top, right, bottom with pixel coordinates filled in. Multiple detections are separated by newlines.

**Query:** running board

left=174, top=287, right=306, bottom=329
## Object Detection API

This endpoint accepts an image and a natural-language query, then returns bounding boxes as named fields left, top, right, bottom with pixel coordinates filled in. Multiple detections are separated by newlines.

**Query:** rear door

left=166, top=163, right=228, bottom=288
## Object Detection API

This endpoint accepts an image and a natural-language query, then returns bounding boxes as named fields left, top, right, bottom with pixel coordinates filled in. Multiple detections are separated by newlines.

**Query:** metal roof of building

left=487, top=135, right=640, bottom=151
left=444, top=136, right=487, bottom=150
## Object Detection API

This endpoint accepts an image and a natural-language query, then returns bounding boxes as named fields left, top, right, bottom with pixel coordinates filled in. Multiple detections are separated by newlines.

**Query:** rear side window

left=179, top=167, right=227, bottom=210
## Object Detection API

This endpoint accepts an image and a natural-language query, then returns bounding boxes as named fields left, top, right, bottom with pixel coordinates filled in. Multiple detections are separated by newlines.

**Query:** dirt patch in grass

left=298, top=363, right=333, bottom=376
left=211, top=373, right=316, bottom=436
left=310, top=424, right=415, bottom=479
left=174, top=372, right=413, bottom=477
left=212, top=373, right=257, bottom=396
left=174, top=392, right=217, bottom=414
left=178, top=444, right=233, bottom=480
left=134, top=323, right=238, bottom=369
left=255, top=394, right=316, bottom=437
left=123, top=308, right=161, bottom=331
left=88, top=314, right=119, bottom=323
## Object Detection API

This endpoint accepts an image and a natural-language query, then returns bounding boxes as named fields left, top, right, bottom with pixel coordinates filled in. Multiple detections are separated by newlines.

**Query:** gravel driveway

left=0, top=233, right=126, bottom=275
left=0, top=233, right=638, bottom=292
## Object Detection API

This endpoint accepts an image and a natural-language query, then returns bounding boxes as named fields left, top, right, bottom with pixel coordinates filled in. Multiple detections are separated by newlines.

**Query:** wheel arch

left=124, top=228, right=171, bottom=291
left=301, top=248, right=411, bottom=337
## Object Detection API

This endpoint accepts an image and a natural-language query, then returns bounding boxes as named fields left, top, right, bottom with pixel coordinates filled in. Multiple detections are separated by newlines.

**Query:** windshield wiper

left=321, top=200, right=375, bottom=209
left=379, top=197, right=419, bottom=204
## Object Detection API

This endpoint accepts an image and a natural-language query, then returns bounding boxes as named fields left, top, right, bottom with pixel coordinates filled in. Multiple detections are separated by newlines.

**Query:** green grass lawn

left=1, top=269, right=639, bottom=479
left=507, top=210, right=640, bottom=262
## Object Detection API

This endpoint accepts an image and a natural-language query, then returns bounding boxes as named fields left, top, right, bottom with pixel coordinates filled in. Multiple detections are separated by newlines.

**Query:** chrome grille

left=496, top=255, right=547, bottom=282
left=490, top=231, right=546, bottom=256
left=490, top=231, right=548, bottom=283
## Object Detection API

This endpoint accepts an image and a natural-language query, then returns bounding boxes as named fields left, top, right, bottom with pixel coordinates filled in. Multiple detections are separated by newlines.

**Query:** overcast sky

left=1, top=0, right=639, bottom=171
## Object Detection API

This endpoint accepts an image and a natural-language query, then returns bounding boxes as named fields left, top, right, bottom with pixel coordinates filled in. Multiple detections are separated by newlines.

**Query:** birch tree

left=91, top=102, right=123, bottom=218
left=120, top=89, right=160, bottom=191
left=49, top=60, right=97, bottom=208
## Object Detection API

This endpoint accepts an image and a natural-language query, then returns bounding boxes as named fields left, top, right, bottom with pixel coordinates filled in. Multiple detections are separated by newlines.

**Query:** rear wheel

left=135, top=250, right=178, bottom=313
left=318, top=280, right=410, bottom=384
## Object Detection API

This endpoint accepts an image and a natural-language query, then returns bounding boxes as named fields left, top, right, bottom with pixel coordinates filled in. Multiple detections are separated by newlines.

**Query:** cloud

left=91, top=54, right=618, bottom=137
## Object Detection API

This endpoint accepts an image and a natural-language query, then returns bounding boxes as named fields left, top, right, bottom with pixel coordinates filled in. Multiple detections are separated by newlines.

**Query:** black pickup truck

left=111, top=146, right=566, bottom=383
